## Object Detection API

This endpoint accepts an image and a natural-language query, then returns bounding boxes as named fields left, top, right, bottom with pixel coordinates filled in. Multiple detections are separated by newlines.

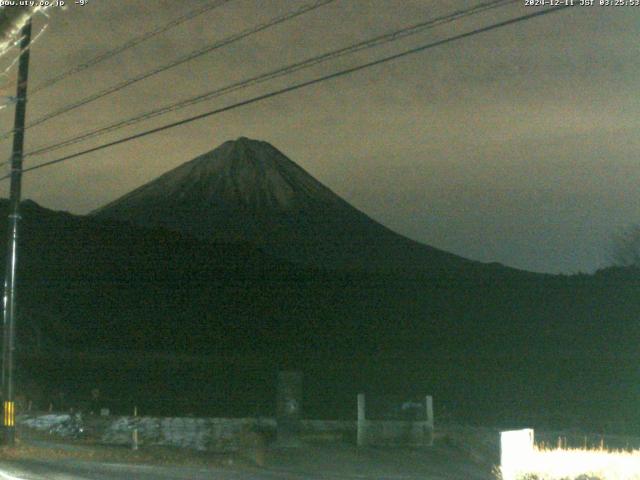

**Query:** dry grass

left=0, top=435, right=240, bottom=468
left=500, top=444, right=640, bottom=480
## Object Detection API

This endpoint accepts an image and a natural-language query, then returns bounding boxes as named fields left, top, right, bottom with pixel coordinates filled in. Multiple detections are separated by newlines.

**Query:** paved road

left=0, top=459, right=436, bottom=480
left=0, top=460, right=302, bottom=480
left=2, top=430, right=497, bottom=479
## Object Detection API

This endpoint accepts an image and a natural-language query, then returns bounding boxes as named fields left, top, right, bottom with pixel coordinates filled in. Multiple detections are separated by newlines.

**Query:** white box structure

left=500, top=428, right=534, bottom=480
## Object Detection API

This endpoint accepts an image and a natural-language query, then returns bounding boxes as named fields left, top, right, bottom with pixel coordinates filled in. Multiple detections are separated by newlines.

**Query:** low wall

left=19, top=413, right=432, bottom=451
left=358, top=420, right=433, bottom=447
left=356, top=394, right=434, bottom=447
left=18, top=413, right=355, bottom=452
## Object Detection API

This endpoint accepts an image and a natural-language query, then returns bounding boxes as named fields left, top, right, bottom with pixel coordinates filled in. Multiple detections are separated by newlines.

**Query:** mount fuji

left=92, top=137, right=479, bottom=272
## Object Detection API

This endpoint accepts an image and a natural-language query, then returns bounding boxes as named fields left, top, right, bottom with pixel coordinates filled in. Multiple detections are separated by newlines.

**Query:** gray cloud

left=0, top=1, right=637, bottom=273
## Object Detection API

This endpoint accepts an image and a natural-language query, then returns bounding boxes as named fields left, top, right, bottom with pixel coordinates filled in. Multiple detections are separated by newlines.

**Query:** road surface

left=0, top=458, right=468, bottom=480
left=0, top=428, right=498, bottom=479
left=0, top=459, right=366, bottom=480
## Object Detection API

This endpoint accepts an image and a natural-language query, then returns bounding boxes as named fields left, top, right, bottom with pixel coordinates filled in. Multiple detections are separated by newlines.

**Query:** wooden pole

left=2, top=19, right=31, bottom=446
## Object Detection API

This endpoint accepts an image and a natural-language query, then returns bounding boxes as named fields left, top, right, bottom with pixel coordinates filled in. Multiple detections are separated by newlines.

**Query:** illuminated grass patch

left=500, top=441, right=640, bottom=480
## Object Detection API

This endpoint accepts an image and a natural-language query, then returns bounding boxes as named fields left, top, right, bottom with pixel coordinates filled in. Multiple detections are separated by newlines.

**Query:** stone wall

left=19, top=413, right=433, bottom=451
left=18, top=413, right=356, bottom=452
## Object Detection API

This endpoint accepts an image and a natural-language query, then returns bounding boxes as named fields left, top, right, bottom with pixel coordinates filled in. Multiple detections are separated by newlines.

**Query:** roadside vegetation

left=500, top=444, right=640, bottom=480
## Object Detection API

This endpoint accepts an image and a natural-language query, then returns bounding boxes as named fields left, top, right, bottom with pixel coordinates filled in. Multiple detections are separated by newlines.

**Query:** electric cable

left=26, top=0, right=516, bottom=158
left=0, top=4, right=573, bottom=181
left=29, top=0, right=234, bottom=96
left=0, top=0, right=335, bottom=141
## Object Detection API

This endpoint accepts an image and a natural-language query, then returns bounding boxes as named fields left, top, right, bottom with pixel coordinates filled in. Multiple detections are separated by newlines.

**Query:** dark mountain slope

left=0, top=200, right=635, bottom=426
left=92, top=137, right=478, bottom=272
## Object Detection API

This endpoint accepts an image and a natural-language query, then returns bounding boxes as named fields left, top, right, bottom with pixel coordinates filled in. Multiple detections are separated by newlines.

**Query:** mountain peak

left=219, top=136, right=270, bottom=157
left=233, top=135, right=259, bottom=144
left=92, top=138, right=471, bottom=271
left=203, top=136, right=296, bottom=174
left=93, top=138, right=346, bottom=218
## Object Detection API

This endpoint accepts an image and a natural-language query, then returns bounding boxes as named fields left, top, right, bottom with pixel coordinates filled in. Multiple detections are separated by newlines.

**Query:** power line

left=0, top=0, right=335, bottom=142
left=1, top=5, right=573, bottom=181
left=0, top=15, right=50, bottom=91
left=28, top=0, right=233, bottom=97
left=26, top=0, right=516, bottom=158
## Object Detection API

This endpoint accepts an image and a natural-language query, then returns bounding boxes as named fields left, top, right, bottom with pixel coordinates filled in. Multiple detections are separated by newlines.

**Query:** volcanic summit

left=93, top=137, right=471, bottom=271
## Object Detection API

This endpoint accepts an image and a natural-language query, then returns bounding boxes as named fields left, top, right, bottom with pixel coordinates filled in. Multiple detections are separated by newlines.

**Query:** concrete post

left=357, top=393, right=365, bottom=447
left=132, top=406, right=139, bottom=450
left=425, top=395, right=433, bottom=428
left=425, top=395, right=433, bottom=446
left=276, top=371, right=302, bottom=447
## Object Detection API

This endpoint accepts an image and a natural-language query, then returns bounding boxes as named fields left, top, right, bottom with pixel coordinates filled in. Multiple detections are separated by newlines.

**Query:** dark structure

left=276, top=371, right=302, bottom=447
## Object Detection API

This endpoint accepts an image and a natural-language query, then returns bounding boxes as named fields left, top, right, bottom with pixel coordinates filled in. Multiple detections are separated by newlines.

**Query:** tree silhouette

left=610, top=224, right=640, bottom=268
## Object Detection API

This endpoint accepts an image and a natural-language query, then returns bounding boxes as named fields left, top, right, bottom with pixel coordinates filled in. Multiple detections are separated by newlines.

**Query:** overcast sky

left=0, top=0, right=637, bottom=274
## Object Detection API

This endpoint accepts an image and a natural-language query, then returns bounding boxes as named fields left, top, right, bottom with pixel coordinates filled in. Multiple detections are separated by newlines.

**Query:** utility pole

left=2, top=19, right=32, bottom=446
